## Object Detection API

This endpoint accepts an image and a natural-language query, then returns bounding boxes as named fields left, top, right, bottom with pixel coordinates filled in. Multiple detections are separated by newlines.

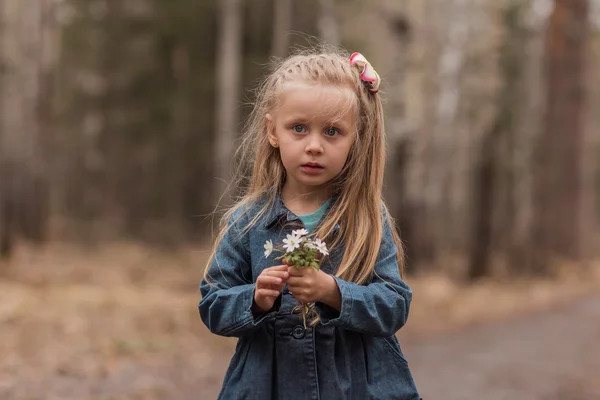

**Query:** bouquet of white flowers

left=264, top=229, right=329, bottom=327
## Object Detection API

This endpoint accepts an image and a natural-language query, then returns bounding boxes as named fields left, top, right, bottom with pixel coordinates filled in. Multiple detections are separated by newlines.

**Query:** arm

left=318, top=215, right=412, bottom=337
left=199, top=211, right=275, bottom=337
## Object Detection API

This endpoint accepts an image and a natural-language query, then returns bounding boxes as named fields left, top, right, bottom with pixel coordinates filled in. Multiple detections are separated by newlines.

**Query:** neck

left=280, top=183, right=331, bottom=215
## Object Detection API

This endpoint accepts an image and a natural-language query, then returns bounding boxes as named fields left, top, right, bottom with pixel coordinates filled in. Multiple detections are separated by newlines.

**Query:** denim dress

left=199, top=196, right=421, bottom=400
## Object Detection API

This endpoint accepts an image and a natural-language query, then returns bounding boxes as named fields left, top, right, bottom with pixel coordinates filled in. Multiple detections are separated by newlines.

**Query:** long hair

left=204, top=47, right=404, bottom=285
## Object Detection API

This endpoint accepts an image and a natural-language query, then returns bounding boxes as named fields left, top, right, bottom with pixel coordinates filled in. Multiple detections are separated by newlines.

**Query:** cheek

left=277, top=146, right=295, bottom=169
left=335, top=141, right=354, bottom=164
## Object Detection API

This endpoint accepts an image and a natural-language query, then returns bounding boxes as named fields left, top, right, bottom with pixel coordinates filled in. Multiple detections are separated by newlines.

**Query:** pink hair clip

left=349, top=52, right=381, bottom=93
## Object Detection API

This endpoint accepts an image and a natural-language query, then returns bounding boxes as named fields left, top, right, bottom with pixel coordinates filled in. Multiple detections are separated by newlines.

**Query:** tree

left=215, top=0, right=243, bottom=207
left=533, top=0, right=594, bottom=269
left=318, top=0, right=339, bottom=46
left=468, top=1, right=527, bottom=280
left=0, top=0, right=51, bottom=257
left=272, top=0, right=292, bottom=57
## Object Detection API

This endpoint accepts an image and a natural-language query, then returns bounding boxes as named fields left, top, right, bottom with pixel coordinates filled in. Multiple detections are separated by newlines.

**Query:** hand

left=287, top=265, right=338, bottom=305
left=253, top=265, right=289, bottom=314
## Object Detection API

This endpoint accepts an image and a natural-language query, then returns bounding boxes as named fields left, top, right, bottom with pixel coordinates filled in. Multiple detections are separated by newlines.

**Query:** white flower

left=264, top=240, right=273, bottom=257
left=292, top=228, right=308, bottom=237
left=314, top=238, right=329, bottom=256
left=304, top=240, right=316, bottom=250
left=282, top=234, right=301, bottom=253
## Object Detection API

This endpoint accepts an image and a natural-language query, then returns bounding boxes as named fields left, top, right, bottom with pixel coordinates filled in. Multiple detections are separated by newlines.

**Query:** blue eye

left=325, top=127, right=340, bottom=137
left=292, top=124, right=306, bottom=133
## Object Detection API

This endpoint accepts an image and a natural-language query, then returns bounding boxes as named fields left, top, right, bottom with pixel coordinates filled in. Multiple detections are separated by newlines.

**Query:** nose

left=305, top=132, right=324, bottom=155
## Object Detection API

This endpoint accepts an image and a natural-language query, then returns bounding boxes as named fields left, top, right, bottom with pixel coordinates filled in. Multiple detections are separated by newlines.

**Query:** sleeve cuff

left=319, top=276, right=353, bottom=326
left=250, top=285, right=281, bottom=323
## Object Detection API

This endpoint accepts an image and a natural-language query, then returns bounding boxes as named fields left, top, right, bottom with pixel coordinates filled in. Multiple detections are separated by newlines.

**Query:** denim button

left=292, top=325, right=305, bottom=339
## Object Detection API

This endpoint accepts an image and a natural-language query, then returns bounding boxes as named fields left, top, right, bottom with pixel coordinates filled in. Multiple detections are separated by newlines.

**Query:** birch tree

left=272, top=0, right=292, bottom=57
left=318, top=0, right=339, bottom=46
left=420, top=0, right=471, bottom=264
left=215, top=0, right=242, bottom=207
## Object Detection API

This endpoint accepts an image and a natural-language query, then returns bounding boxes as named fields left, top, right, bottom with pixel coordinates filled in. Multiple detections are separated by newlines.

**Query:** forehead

left=274, top=82, right=357, bottom=125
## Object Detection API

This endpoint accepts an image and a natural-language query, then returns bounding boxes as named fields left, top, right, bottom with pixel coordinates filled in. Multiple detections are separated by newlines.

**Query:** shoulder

left=227, top=203, right=250, bottom=227
left=225, top=195, right=273, bottom=233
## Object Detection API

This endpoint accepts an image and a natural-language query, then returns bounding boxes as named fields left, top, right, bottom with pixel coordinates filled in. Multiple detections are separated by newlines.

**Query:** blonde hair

left=205, top=48, right=404, bottom=285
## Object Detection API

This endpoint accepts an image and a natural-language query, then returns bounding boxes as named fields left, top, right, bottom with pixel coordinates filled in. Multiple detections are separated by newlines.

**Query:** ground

left=1, top=242, right=599, bottom=399
left=407, top=296, right=600, bottom=399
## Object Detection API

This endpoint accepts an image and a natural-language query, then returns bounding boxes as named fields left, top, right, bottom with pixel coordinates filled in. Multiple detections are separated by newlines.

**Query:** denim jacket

left=199, top=195, right=420, bottom=400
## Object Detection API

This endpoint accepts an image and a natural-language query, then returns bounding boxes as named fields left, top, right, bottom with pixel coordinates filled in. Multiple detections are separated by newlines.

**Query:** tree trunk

left=468, top=122, right=498, bottom=280
left=423, top=0, right=470, bottom=264
left=379, top=2, right=414, bottom=270
left=272, top=0, right=292, bottom=57
left=401, top=0, right=438, bottom=267
left=468, top=1, right=522, bottom=280
left=533, top=0, right=592, bottom=268
left=0, top=0, right=50, bottom=257
left=215, top=0, right=243, bottom=207
left=507, top=0, right=549, bottom=273
left=318, top=0, right=339, bottom=46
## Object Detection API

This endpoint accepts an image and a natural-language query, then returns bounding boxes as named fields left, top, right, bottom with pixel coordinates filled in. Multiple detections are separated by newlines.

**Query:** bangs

left=276, top=81, right=359, bottom=134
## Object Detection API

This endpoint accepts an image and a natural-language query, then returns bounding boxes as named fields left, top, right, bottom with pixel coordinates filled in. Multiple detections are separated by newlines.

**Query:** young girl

left=199, top=49, right=421, bottom=400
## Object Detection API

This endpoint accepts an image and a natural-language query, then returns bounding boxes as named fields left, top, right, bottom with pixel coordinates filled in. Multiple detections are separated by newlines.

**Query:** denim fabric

left=199, top=195, right=421, bottom=400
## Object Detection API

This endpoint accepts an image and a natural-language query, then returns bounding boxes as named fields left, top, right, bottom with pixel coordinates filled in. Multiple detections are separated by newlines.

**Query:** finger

left=272, top=278, right=289, bottom=289
left=266, top=265, right=288, bottom=271
left=273, top=284, right=287, bottom=294
left=259, top=274, right=286, bottom=283
left=263, top=270, right=289, bottom=280
left=287, top=277, right=307, bottom=289
left=291, top=293, right=304, bottom=301
left=287, top=266, right=304, bottom=276
left=287, top=276, right=301, bottom=286
left=290, top=289, right=305, bottom=299
left=257, top=276, right=284, bottom=286
left=256, top=288, right=281, bottom=298
left=270, top=281, right=286, bottom=291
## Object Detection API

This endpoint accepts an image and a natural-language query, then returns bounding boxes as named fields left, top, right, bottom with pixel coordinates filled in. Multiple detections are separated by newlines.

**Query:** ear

left=265, top=113, right=278, bottom=147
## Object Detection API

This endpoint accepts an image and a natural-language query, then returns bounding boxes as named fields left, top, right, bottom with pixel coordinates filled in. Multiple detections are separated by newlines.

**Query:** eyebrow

left=283, top=115, right=352, bottom=130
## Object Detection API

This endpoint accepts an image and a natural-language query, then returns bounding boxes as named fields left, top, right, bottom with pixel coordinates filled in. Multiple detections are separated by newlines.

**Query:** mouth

left=302, top=162, right=324, bottom=168
left=301, top=163, right=325, bottom=174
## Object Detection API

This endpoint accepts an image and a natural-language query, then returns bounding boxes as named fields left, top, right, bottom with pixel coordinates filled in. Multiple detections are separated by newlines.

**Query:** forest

left=1, top=0, right=599, bottom=399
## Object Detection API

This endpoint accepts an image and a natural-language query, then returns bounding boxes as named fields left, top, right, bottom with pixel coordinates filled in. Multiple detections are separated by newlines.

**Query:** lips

left=302, top=162, right=324, bottom=169
left=301, top=162, right=325, bottom=174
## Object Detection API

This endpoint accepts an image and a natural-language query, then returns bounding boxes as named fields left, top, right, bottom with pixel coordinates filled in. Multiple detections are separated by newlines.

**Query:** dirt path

left=198, top=296, right=600, bottom=400
left=404, top=295, right=600, bottom=400
left=2, top=244, right=600, bottom=399
left=5, top=297, right=599, bottom=400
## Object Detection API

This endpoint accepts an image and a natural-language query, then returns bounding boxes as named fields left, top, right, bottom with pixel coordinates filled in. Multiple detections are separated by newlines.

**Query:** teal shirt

left=298, top=199, right=331, bottom=234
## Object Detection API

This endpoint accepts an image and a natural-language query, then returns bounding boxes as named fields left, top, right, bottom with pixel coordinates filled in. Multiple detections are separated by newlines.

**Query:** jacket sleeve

left=319, top=212, right=412, bottom=337
left=199, top=210, right=275, bottom=337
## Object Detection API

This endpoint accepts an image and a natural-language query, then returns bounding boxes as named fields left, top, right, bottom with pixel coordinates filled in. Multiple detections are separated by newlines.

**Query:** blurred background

left=0, top=0, right=599, bottom=399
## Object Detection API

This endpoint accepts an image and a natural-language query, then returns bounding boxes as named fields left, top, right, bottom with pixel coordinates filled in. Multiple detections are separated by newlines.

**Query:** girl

left=199, top=49, right=421, bottom=400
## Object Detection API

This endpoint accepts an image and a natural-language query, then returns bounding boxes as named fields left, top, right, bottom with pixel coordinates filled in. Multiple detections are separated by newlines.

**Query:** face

left=266, top=82, right=357, bottom=197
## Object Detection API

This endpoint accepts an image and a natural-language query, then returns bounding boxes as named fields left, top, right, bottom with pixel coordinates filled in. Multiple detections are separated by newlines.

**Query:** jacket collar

left=262, top=192, right=339, bottom=231
left=263, top=193, right=298, bottom=229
